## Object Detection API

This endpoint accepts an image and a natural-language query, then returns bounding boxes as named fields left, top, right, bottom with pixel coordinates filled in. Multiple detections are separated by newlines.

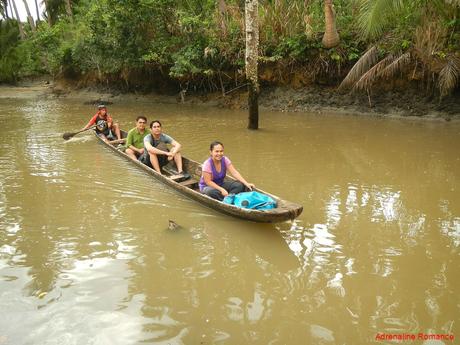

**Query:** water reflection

left=278, top=178, right=460, bottom=343
left=0, top=98, right=459, bottom=344
left=120, top=219, right=300, bottom=343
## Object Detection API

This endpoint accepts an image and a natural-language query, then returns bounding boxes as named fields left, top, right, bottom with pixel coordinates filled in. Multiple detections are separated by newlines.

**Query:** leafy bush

left=0, top=0, right=457, bottom=95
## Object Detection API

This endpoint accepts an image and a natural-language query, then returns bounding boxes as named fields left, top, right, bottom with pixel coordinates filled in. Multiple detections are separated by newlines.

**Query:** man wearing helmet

left=82, top=105, right=121, bottom=141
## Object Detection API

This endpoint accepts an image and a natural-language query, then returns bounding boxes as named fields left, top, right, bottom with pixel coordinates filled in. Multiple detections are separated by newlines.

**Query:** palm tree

left=322, top=0, right=340, bottom=48
left=355, top=0, right=407, bottom=40
left=22, top=0, right=36, bottom=32
left=340, top=0, right=460, bottom=100
left=34, top=0, right=40, bottom=23
left=42, top=0, right=52, bottom=26
left=65, top=0, right=72, bottom=22
left=218, top=0, right=227, bottom=37
left=1, top=0, right=9, bottom=19
left=10, top=0, right=25, bottom=39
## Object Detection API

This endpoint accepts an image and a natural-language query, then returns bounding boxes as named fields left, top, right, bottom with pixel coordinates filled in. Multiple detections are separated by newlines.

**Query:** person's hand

left=166, top=151, right=174, bottom=160
left=138, top=148, right=144, bottom=155
left=245, top=183, right=255, bottom=191
left=220, top=188, right=229, bottom=197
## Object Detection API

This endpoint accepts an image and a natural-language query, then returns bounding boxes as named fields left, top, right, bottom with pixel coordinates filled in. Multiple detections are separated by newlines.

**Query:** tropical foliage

left=0, top=0, right=458, bottom=98
left=340, top=0, right=460, bottom=100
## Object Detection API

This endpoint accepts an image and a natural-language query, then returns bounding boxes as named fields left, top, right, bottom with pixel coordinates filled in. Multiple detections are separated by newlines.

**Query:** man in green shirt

left=125, top=116, right=148, bottom=160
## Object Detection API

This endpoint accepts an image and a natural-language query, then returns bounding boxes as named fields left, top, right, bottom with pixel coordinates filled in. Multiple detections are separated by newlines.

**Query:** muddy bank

left=257, top=85, right=460, bottom=119
left=1, top=79, right=459, bottom=121
left=176, top=84, right=460, bottom=121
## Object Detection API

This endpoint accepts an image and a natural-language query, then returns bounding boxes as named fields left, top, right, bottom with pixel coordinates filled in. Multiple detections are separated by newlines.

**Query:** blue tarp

left=223, top=191, right=277, bottom=210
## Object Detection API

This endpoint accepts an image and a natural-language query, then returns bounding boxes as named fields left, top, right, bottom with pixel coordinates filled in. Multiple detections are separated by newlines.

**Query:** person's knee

left=126, top=148, right=137, bottom=158
left=231, top=181, right=245, bottom=193
left=204, top=187, right=223, bottom=200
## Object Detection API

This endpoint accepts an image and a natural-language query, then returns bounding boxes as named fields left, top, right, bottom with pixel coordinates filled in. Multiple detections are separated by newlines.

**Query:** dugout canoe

left=95, top=130, right=303, bottom=223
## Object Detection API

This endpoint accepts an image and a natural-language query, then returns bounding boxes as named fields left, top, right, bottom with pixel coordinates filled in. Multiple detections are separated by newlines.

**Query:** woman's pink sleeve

left=202, top=160, right=212, bottom=173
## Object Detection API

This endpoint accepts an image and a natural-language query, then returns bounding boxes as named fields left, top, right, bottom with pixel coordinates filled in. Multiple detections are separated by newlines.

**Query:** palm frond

left=438, top=57, right=460, bottom=98
left=339, top=46, right=378, bottom=91
left=379, top=52, right=411, bottom=79
left=356, top=0, right=405, bottom=39
left=352, top=55, right=394, bottom=92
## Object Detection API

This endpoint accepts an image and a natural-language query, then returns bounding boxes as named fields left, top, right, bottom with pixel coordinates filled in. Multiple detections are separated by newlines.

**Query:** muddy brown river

left=0, top=97, right=459, bottom=344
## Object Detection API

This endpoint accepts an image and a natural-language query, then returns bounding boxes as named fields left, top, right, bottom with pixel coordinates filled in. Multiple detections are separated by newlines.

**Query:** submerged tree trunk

left=43, top=0, right=52, bottom=26
left=22, top=0, right=36, bottom=32
left=11, top=0, right=25, bottom=39
left=245, top=0, right=259, bottom=130
left=65, top=0, right=73, bottom=22
left=322, top=0, right=339, bottom=48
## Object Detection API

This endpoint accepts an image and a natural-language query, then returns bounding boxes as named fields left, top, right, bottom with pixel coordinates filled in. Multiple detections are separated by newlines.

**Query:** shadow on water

left=160, top=217, right=300, bottom=274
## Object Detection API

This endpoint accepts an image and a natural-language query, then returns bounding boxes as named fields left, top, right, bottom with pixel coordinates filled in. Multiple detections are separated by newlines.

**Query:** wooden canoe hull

left=95, top=131, right=303, bottom=222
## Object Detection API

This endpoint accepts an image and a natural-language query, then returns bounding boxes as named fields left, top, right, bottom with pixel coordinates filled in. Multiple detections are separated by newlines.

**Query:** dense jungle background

left=1, top=0, right=459, bottom=115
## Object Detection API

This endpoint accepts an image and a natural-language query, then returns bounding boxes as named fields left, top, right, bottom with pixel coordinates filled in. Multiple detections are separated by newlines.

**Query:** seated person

left=82, top=104, right=121, bottom=142
left=125, top=116, right=148, bottom=160
left=139, top=120, right=184, bottom=175
left=199, top=141, right=255, bottom=201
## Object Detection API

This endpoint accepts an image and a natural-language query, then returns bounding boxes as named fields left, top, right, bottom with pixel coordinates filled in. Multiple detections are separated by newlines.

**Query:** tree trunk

left=22, top=0, right=36, bottom=32
left=3, top=0, right=9, bottom=19
left=11, top=0, right=25, bottom=39
left=322, top=0, right=339, bottom=48
left=65, top=0, right=73, bottom=22
left=7, top=0, right=12, bottom=19
left=245, top=0, right=259, bottom=130
left=43, top=0, right=52, bottom=26
left=34, top=0, right=39, bottom=23
left=218, top=0, right=227, bottom=37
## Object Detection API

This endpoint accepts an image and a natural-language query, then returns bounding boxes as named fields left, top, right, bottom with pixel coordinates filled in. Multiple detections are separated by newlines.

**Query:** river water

left=0, top=97, right=459, bottom=344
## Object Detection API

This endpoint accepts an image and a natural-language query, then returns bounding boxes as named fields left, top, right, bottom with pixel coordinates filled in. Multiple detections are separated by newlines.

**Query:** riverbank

left=1, top=79, right=459, bottom=121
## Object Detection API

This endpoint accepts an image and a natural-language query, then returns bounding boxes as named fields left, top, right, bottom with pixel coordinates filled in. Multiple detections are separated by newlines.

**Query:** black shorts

left=139, top=151, right=169, bottom=169
left=96, top=129, right=115, bottom=140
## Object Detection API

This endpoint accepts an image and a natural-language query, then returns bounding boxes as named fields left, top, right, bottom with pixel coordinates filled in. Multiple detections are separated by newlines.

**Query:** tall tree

left=218, top=0, right=227, bottom=37
left=42, top=0, right=52, bottom=26
left=22, top=0, right=36, bottom=32
left=65, top=0, right=72, bottom=22
left=34, top=0, right=39, bottom=23
left=10, top=0, right=25, bottom=39
left=245, top=0, right=259, bottom=130
left=322, top=0, right=340, bottom=48
left=1, top=0, right=9, bottom=19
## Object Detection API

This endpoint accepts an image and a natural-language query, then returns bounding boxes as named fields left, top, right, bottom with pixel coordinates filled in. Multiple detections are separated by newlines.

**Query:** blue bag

left=223, top=191, right=277, bottom=210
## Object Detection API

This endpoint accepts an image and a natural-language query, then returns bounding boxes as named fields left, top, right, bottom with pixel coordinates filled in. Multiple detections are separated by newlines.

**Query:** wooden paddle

left=62, top=125, right=96, bottom=140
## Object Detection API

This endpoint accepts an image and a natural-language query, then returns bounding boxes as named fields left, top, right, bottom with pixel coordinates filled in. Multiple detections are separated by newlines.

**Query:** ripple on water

left=372, top=246, right=402, bottom=277
left=283, top=221, right=342, bottom=262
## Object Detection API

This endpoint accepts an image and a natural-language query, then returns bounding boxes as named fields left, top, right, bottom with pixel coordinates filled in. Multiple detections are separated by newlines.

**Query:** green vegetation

left=0, top=0, right=458, bottom=97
